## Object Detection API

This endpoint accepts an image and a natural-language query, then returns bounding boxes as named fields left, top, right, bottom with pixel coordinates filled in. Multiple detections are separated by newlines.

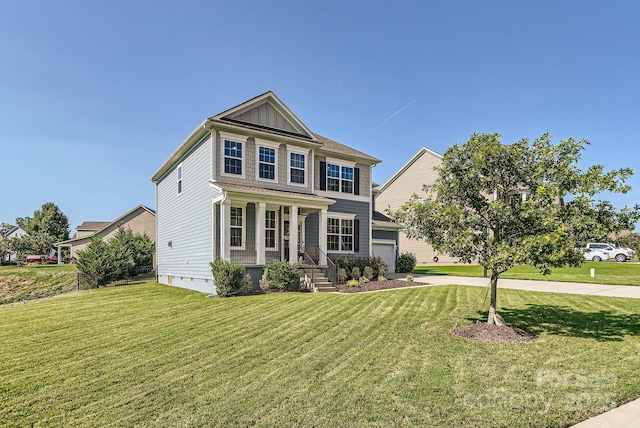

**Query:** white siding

left=156, top=136, right=217, bottom=291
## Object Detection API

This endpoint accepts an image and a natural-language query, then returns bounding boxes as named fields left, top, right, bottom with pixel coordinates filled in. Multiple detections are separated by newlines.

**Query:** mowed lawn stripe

left=2, top=284, right=640, bottom=427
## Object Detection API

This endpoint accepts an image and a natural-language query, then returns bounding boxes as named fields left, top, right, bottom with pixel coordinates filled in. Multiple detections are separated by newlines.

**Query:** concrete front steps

left=300, top=266, right=337, bottom=292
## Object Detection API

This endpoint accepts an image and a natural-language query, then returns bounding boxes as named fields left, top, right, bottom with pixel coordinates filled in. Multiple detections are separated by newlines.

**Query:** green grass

left=414, top=262, right=640, bottom=286
left=2, top=284, right=640, bottom=427
left=0, top=266, right=78, bottom=304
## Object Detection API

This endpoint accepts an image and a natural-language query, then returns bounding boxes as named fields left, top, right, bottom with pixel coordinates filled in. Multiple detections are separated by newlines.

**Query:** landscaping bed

left=336, top=278, right=428, bottom=293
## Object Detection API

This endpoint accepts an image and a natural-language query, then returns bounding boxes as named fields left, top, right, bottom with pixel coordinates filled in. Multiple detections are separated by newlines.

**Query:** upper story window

left=321, top=159, right=358, bottom=195
left=258, top=147, right=276, bottom=180
left=224, top=140, right=243, bottom=176
left=340, top=166, right=353, bottom=193
left=177, top=163, right=183, bottom=195
left=327, top=163, right=340, bottom=191
left=289, top=152, right=306, bottom=185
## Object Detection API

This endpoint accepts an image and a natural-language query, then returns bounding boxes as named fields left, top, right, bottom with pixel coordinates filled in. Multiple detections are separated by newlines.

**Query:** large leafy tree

left=390, top=133, right=639, bottom=325
left=20, top=202, right=70, bottom=255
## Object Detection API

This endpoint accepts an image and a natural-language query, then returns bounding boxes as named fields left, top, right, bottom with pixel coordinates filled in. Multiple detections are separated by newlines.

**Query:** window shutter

left=354, top=167, right=360, bottom=195
left=353, top=219, right=360, bottom=253
left=320, top=161, right=326, bottom=191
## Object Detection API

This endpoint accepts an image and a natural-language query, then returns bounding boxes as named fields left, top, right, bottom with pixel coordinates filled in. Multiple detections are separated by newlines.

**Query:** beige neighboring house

left=55, top=205, right=156, bottom=263
left=375, top=147, right=459, bottom=265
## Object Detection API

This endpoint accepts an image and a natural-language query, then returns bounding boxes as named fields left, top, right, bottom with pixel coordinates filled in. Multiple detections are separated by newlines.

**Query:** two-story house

left=151, top=92, right=381, bottom=293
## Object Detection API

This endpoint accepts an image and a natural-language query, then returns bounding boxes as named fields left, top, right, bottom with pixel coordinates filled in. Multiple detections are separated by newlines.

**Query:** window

left=258, top=146, right=276, bottom=180
left=341, top=166, right=353, bottom=193
left=177, top=163, right=183, bottom=194
left=230, top=207, right=243, bottom=248
left=327, top=164, right=340, bottom=192
left=289, top=152, right=305, bottom=185
left=327, top=217, right=354, bottom=252
left=224, top=140, right=243, bottom=175
left=325, top=162, right=355, bottom=194
left=265, top=210, right=277, bottom=249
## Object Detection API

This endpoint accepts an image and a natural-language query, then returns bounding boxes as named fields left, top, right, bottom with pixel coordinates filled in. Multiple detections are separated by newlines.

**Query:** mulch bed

left=336, top=279, right=429, bottom=293
left=453, top=322, right=537, bottom=343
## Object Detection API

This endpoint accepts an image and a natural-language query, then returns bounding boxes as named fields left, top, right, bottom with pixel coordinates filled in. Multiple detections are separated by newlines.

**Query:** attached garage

left=372, top=239, right=397, bottom=274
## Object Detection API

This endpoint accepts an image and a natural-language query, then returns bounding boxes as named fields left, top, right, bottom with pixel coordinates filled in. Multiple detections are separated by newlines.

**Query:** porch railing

left=303, top=246, right=338, bottom=286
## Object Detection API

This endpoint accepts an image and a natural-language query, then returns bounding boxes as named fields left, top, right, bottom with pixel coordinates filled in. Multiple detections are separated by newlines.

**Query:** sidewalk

left=391, top=273, right=640, bottom=427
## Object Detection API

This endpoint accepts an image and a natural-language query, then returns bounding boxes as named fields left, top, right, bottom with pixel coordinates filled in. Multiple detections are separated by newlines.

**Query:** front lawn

left=414, top=262, right=640, bottom=286
left=1, top=284, right=640, bottom=427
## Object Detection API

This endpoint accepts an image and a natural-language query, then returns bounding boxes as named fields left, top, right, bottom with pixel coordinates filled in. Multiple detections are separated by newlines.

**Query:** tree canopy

left=389, top=133, right=640, bottom=324
left=2, top=203, right=70, bottom=259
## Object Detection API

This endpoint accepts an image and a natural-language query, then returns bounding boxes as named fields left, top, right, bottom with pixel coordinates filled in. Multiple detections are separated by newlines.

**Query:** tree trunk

left=487, top=271, right=498, bottom=325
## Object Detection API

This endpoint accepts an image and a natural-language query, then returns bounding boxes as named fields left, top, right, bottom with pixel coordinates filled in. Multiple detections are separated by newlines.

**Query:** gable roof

left=377, top=146, right=442, bottom=194
left=56, top=205, right=155, bottom=245
left=210, top=91, right=317, bottom=141
left=76, top=221, right=110, bottom=231
left=151, top=91, right=380, bottom=182
left=3, top=226, right=26, bottom=239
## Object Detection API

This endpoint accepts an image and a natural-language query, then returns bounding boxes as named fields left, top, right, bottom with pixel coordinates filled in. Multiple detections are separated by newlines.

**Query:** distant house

left=1, top=226, right=27, bottom=263
left=71, top=221, right=111, bottom=239
left=375, top=147, right=459, bottom=265
left=55, top=205, right=156, bottom=262
left=151, top=91, right=382, bottom=294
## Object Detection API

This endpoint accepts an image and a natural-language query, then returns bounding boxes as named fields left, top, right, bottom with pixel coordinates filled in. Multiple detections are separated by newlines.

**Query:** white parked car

left=586, top=243, right=635, bottom=262
left=580, top=248, right=611, bottom=262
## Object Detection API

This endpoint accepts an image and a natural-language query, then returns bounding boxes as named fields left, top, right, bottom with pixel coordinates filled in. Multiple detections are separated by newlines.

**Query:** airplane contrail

left=369, top=99, right=417, bottom=133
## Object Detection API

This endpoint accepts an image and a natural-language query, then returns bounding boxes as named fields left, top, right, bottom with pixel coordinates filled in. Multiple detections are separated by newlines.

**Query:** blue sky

left=1, top=1, right=639, bottom=231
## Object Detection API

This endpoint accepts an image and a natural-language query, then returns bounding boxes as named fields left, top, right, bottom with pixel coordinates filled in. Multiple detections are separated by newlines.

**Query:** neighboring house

left=376, top=147, right=459, bottom=265
left=151, top=91, right=381, bottom=294
left=55, top=205, right=156, bottom=262
left=72, top=221, right=111, bottom=239
left=1, top=226, right=27, bottom=262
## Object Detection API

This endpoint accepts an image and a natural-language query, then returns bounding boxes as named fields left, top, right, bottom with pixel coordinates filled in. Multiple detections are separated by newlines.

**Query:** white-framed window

left=230, top=206, right=244, bottom=249
left=341, top=165, right=354, bottom=193
left=327, top=215, right=355, bottom=252
left=224, top=140, right=243, bottom=176
left=259, top=147, right=276, bottom=180
left=289, top=152, right=306, bottom=185
left=265, top=209, right=277, bottom=249
left=177, top=163, right=183, bottom=195
left=255, top=140, right=279, bottom=181
left=325, top=159, right=355, bottom=194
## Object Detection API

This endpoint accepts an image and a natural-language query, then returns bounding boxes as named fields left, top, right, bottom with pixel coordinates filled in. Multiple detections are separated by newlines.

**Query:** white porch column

left=220, top=198, right=231, bottom=261
left=289, top=205, right=298, bottom=264
left=256, top=202, right=266, bottom=265
left=319, top=208, right=327, bottom=266
left=57, top=246, right=61, bottom=264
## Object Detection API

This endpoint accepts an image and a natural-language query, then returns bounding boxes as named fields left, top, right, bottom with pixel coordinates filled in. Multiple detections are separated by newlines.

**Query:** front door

left=282, top=216, right=305, bottom=262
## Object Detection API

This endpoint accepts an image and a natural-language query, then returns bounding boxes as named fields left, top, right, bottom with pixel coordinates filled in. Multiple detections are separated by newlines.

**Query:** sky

left=1, top=0, right=639, bottom=232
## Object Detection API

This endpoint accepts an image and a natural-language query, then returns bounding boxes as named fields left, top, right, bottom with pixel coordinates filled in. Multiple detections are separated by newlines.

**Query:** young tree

left=75, top=235, right=114, bottom=288
left=390, top=133, right=639, bottom=325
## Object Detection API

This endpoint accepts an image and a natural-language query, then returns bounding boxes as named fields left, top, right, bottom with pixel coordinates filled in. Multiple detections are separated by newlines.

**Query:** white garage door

left=372, top=241, right=396, bottom=274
